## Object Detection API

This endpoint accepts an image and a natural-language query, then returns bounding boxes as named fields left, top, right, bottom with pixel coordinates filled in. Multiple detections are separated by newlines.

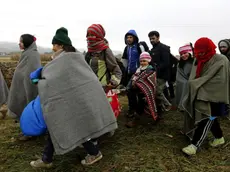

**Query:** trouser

left=191, top=118, right=223, bottom=147
left=127, top=88, right=145, bottom=118
left=163, top=82, right=175, bottom=100
left=42, top=135, right=99, bottom=163
left=156, top=79, right=171, bottom=112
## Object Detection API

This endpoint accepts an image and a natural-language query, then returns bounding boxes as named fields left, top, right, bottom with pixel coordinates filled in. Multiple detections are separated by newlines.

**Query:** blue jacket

left=122, top=30, right=141, bottom=74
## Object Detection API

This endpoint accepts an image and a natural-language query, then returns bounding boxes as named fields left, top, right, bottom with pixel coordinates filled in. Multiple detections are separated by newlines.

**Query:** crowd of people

left=0, top=24, right=230, bottom=169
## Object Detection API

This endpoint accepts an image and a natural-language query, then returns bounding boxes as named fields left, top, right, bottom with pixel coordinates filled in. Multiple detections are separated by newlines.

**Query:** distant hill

left=0, top=42, right=52, bottom=54
left=0, top=42, right=122, bottom=55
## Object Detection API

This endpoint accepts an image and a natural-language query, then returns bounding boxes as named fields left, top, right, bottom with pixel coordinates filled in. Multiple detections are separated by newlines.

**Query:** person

left=121, top=29, right=145, bottom=125
left=7, top=34, right=41, bottom=140
left=175, top=43, right=194, bottom=139
left=125, top=52, right=157, bottom=127
left=0, top=68, right=9, bottom=111
left=85, top=24, right=122, bottom=92
left=163, top=54, right=178, bottom=102
left=182, top=37, right=229, bottom=156
left=218, top=39, right=230, bottom=60
left=148, top=31, right=171, bottom=114
left=30, top=27, right=117, bottom=168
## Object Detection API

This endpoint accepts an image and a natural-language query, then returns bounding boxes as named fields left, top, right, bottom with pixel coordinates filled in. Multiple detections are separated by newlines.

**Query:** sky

left=0, top=0, right=229, bottom=54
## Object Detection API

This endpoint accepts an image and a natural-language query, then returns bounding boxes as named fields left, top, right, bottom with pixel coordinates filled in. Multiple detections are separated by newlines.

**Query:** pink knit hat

left=140, top=52, right=151, bottom=62
left=179, top=43, right=193, bottom=55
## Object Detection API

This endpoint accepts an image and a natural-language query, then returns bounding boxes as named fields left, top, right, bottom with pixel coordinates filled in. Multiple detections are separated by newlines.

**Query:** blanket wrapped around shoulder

left=175, top=62, right=193, bottom=110
left=7, top=42, right=41, bottom=117
left=38, top=51, right=117, bottom=155
left=182, top=54, right=230, bottom=123
left=0, top=69, right=8, bottom=106
left=134, top=69, right=158, bottom=120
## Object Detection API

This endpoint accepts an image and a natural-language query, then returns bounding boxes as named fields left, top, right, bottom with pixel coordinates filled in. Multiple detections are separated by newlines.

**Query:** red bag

left=106, top=90, right=121, bottom=118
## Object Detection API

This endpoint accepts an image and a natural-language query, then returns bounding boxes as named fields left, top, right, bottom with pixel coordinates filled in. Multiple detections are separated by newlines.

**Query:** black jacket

left=149, top=42, right=171, bottom=81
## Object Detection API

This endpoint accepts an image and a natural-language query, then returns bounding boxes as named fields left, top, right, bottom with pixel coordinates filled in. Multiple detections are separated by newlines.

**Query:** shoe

left=182, top=144, right=197, bottom=156
left=18, top=135, right=32, bottom=141
left=30, top=159, right=53, bottom=168
left=209, top=137, right=225, bottom=147
left=81, top=151, right=103, bottom=166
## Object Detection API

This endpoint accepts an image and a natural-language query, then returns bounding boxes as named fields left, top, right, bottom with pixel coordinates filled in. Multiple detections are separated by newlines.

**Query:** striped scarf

left=86, top=24, right=109, bottom=52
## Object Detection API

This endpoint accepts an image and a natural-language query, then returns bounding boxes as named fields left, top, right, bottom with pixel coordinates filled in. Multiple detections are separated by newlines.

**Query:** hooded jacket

left=122, top=30, right=142, bottom=74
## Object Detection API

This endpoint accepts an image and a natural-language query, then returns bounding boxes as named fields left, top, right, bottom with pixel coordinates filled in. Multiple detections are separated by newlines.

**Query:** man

left=148, top=31, right=171, bottom=115
left=122, top=29, right=145, bottom=127
left=218, top=39, right=230, bottom=60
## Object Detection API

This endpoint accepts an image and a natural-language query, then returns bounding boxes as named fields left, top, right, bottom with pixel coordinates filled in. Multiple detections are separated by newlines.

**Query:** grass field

left=1, top=96, right=230, bottom=172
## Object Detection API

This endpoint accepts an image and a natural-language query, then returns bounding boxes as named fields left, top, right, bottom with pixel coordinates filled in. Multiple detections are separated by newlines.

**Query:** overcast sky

left=0, top=0, right=229, bottom=54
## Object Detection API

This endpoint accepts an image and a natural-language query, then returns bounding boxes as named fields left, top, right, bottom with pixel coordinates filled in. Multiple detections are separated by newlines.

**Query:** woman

left=176, top=43, right=195, bottom=138
left=30, top=27, right=117, bottom=168
left=7, top=34, right=41, bottom=119
left=85, top=24, right=122, bottom=92
left=182, top=37, right=229, bottom=155
left=0, top=68, right=8, bottom=108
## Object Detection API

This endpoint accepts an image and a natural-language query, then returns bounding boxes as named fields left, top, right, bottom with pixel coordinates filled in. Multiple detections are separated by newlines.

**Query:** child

left=126, top=52, right=157, bottom=127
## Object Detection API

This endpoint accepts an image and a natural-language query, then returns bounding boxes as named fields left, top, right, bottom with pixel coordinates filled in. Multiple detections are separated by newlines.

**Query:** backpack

left=169, top=53, right=178, bottom=82
left=85, top=51, right=125, bottom=82
left=138, top=41, right=149, bottom=53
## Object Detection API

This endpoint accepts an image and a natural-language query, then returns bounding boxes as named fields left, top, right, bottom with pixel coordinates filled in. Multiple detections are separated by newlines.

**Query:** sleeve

left=158, top=46, right=170, bottom=70
left=121, top=46, right=128, bottom=68
left=105, top=48, right=122, bottom=86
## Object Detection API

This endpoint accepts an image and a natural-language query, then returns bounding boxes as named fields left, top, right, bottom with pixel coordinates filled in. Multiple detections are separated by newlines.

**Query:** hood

left=124, top=30, right=139, bottom=45
left=218, top=39, right=230, bottom=57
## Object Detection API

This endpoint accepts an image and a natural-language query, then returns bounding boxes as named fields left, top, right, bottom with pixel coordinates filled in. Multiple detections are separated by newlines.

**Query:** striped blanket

left=134, top=70, right=158, bottom=120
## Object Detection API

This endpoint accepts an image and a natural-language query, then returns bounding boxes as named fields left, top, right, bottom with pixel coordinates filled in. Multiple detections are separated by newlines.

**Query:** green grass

left=1, top=96, right=230, bottom=172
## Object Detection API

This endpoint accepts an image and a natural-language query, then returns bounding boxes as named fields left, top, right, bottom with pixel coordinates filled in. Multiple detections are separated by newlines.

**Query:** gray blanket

left=38, top=51, right=117, bottom=155
left=182, top=54, right=230, bottom=123
left=0, top=69, right=8, bottom=106
left=175, top=62, right=194, bottom=139
left=7, top=42, right=41, bottom=117
left=175, top=62, right=193, bottom=110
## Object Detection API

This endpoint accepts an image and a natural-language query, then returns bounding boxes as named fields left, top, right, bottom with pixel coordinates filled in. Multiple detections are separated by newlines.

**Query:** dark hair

left=21, top=34, right=36, bottom=49
left=148, top=31, right=160, bottom=38
left=178, top=53, right=194, bottom=68
left=63, top=45, right=76, bottom=52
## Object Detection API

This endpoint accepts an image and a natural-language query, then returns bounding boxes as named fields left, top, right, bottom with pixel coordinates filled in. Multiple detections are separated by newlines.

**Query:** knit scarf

left=86, top=24, right=109, bottom=52
left=194, top=37, right=216, bottom=78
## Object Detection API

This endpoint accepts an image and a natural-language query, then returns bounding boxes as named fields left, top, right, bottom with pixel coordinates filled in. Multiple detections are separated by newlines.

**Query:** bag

left=138, top=41, right=149, bottom=52
left=106, top=90, right=121, bottom=118
left=20, top=96, right=47, bottom=136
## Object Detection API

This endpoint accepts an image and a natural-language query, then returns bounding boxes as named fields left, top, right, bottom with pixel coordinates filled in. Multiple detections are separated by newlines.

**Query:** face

left=180, top=53, right=190, bottom=61
left=19, top=37, right=24, bottom=50
left=149, top=35, right=159, bottom=45
left=219, top=46, right=228, bottom=54
left=126, top=35, right=134, bottom=45
left=52, top=44, right=63, bottom=52
left=87, top=33, right=96, bottom=39
left=140, top=60, right=149, bottom=67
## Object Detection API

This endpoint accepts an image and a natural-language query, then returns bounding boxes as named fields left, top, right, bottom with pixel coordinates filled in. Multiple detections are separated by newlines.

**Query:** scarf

left=86, top=24, right=109, bottom=52
left=194, top=37, right=216, bottom=78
